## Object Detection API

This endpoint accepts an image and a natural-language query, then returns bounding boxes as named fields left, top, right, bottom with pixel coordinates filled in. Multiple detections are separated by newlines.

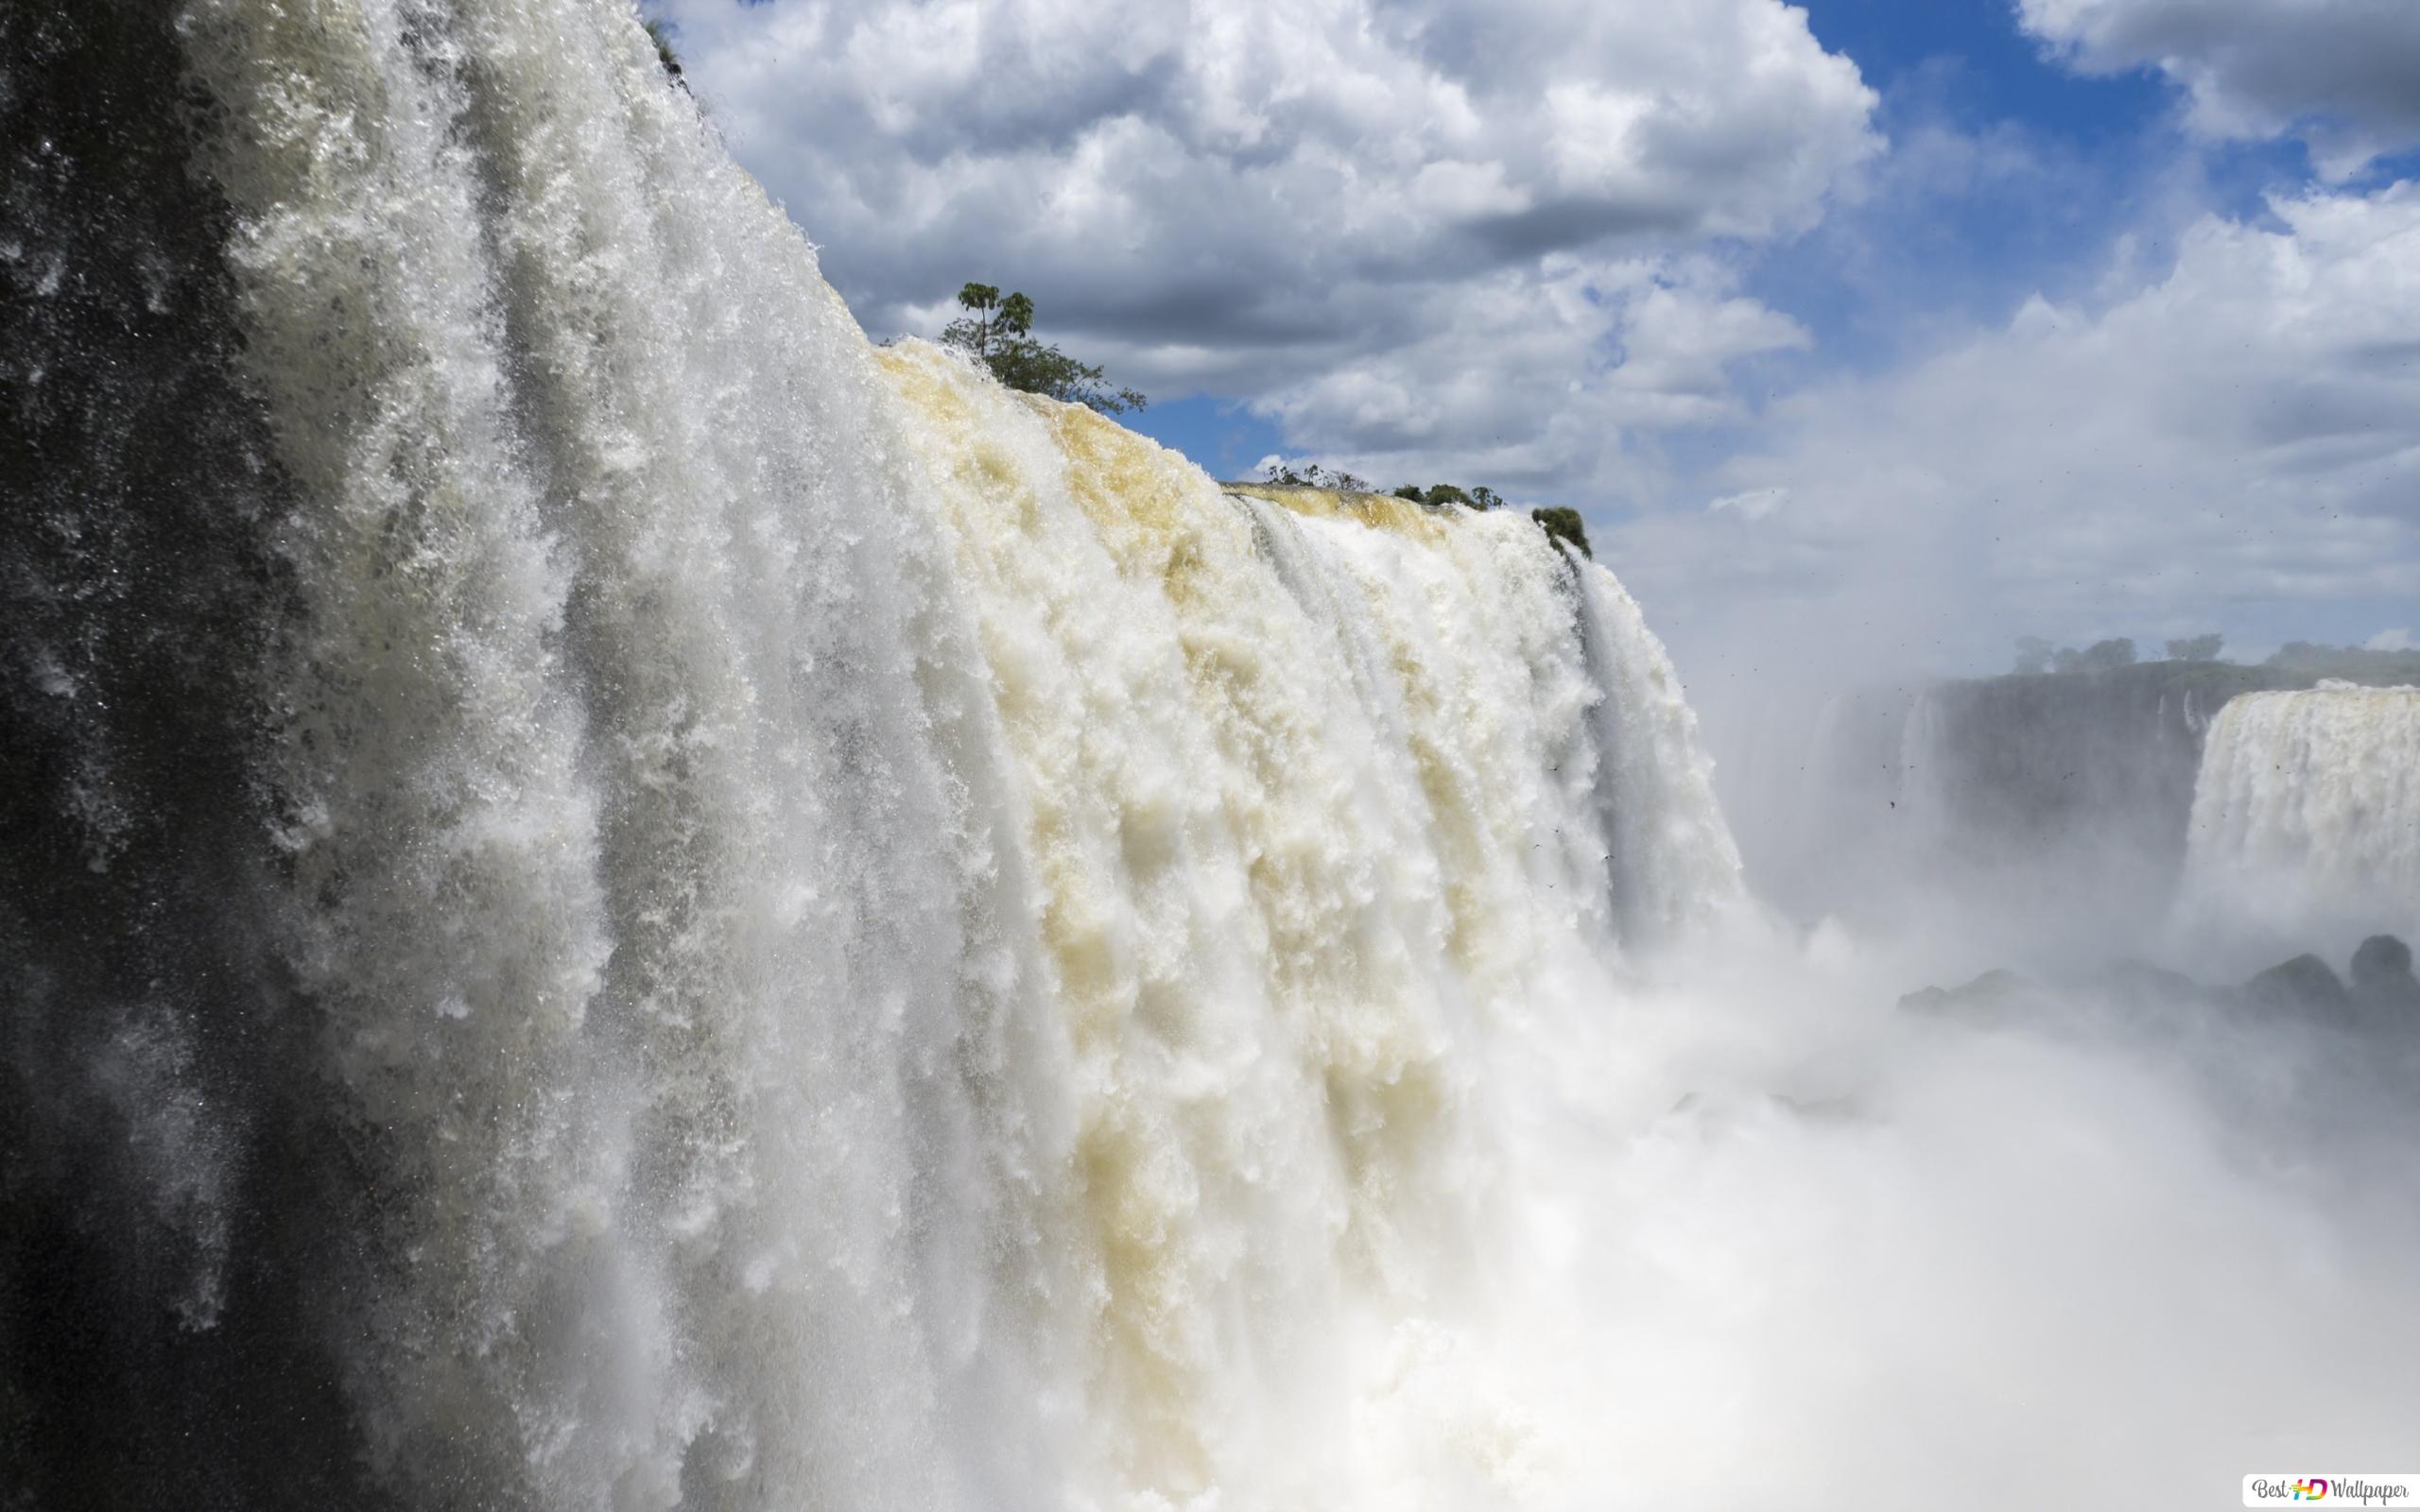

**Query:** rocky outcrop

left=2352, top=935, right=2420, bottom=1021
left=1895, top=935, right=2417, bottom=1032
left=1897, top=968, right=2036, bottom=1018
left=2241, top=954, right=2354, bottom=1017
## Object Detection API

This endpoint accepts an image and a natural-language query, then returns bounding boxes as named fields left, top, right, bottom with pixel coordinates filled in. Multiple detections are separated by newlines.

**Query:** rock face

left=1897, top=969, right=2038, bottom=1018
left=2235, top=937, right=2420, bottom=1028
left=1784, top=662, right=2310, bottom=950
left=2351, top=935, right=2420, bottom=1020
left=1828, top=664, right=2302, bottom=869
left=2090, top=960, right=2209, bottom=1005
left=2242, top=954, right=2354, bottom=1017
left=1893, top=938, right=2419, bottom=1032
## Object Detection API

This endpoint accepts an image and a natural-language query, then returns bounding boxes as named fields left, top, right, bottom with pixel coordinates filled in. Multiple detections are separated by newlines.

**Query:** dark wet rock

left=1899, top=968, right=2037, bottom=1017
left=2350, top=935, right=2420, bottom=1020
left=2240, top=954, right=2353, bottom=1018
left=2088, top=959, right=2211, bottom=1005
left=1773, top=1092, right=1863, bottom=1125
left=1900, top=946, right=2414, bottom=1038
left=2352, top=933, right=2413, bottom=990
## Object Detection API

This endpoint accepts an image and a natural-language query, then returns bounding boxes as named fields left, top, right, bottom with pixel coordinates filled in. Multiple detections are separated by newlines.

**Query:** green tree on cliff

left=1531, top=507, right=1592, bottom=558
left=2080, top=637, right=2137, bottom=671
left=1391, top=483, right=1506, bottom=510
left=942, top=283, right=1147, bottom=415
left=641, top=18, right=683, bottom=81
left=1264, top=461, right=1369, bottom=490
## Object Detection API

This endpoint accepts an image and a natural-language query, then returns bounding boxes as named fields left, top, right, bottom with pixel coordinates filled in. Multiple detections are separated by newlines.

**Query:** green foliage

left=1391, top=482, right=1505, bottom=510
left=2164, top=633, right=2223, bottom=662
left=2080, top=638, right=2137, bottom=671
left=2265, top=641, right=2420, bottom=683
left=941, top=283, right=1145, bottom=415
left=1531, top=507, right=1592, bottom=559
left=941, top=284, right=1026, bottom=359
left=641, top=16, right=683, bottom=79
left=2035, top=637, right=2140, bottom=675
left=1262, top=461, right=1370, bottom=490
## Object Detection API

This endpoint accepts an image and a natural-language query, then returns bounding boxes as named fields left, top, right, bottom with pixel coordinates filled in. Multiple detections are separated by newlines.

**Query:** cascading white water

left=90, top=2, right=1751, bottom=1505
left=1891, top=693, right=1940, bottom=831
left=22, top=6, right=2420, bottom=1505
left=2177, top=683, right=2420, bottom=962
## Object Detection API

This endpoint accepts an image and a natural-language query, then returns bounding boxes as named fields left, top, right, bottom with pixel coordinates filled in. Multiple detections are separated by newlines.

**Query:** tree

left=641, top=17, right=683, bottom=81
left=941, top=283, right=1146, bottom=415
left=1531, top=507, right=1592, bottom=559
left=2164, top=633, right=2222, bottom=662
left=2014, top=636, right=2054, bottom=676
left=1262, top=461, right=1369, bottom=491
left=941, top=284, right=1027, bottom=361
left=1391, top=482, right=1504, bottom=509
left=2079, top=638, right=2136, bottom=671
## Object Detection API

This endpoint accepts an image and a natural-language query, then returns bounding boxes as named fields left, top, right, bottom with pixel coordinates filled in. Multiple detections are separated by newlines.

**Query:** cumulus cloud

left=1243, top=256, right=1811, bottom=493
left=651, top=0, right=1875, bottom=485
left=1708, top=488, right=1788, bottom=521
left=1617, top=180, right=2420, bottom=673
left=2018, top=0, right=2420, bottom=177
left=655, top=0, right=2420, bottom=684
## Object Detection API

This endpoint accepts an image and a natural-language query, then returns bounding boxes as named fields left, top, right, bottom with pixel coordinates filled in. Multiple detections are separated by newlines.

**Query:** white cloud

left=1708, top=487, right=1787, bottom=521
left=651, top=0, right=1876, bottom=486
left=1244, top=256, right=1811, bottom=494
left=650, top=0, right=2420, bottom=679
left=2366, top=627, right=2416, bottom=652
left=2018, top=0, right=2420, bottom=177
left=1616, top=180, right=2420, bottom=672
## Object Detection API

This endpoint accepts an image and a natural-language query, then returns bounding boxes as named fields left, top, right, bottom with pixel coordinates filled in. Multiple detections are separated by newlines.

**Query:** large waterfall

left=2177, top=683, right=2420, bottom=964
left=0, top=2, right=1749, bottom=1506
left=1758, top=665, right=2288, bottom=965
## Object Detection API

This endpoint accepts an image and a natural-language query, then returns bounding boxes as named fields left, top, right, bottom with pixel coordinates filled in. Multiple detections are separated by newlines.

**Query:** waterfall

left=0, top=2, right=1748, bottom=1507
left=2177, top=683, right=2420, bottom=964
left=1891, top=690, right=1950, bottom=844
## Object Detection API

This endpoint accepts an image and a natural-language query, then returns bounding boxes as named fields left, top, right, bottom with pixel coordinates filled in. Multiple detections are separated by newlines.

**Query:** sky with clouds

left=648, top=0, right=2420, bottom=679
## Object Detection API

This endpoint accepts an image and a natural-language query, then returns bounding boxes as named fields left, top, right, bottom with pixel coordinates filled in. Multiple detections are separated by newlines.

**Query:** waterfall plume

left=2177, top=683, right=2420, bottom=966
left=0, top=3, right=1744, bottom=1505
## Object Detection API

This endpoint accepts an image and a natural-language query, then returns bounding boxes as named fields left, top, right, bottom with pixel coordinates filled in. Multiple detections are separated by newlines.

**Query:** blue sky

left=1117, top=0, right=2186, bottom=456
left=654, top=0, right=2420, bottom=677
left=1125, top=1, right=2183, bottom=485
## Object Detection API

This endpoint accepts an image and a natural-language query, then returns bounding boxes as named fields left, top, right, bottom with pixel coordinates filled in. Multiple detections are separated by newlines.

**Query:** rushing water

left=2178, top=683, right=2420, bottom=966
left=1, top=2, right=1748, bottom=1505
left=14, top=4, right=2420, bottom=1508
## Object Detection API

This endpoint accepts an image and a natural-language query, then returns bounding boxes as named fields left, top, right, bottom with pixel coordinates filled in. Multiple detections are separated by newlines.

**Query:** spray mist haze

left=2, top=2, right=2415, bottom=1508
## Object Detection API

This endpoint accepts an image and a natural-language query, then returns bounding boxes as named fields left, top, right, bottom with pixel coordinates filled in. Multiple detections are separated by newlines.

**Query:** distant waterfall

left=1892, top=691, right=1951, bottom=841
left=0, top=2, right=1747, bottom=1508
left=2177, top=684, right=2420, bottom=960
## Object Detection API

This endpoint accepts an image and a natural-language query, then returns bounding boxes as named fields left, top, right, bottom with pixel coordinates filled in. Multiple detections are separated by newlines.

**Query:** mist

left=5, top=1, right=2416, bottom=1508
left=1444, top=936, right=2420, bottom=1506
left=1633, top=612, right=2420, bottom=1503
